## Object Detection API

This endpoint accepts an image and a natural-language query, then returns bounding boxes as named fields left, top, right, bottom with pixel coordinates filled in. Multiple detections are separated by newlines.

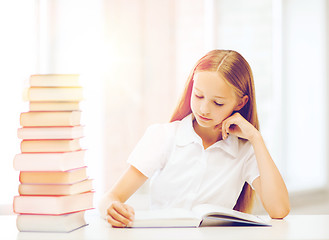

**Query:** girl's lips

left=198, top=114, right=211, bottom=121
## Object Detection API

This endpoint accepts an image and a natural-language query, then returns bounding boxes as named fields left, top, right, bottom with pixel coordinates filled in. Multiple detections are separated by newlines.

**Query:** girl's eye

left=214, top=102, right=223, bottom=106
left=195, top=94, right=203, bottom=99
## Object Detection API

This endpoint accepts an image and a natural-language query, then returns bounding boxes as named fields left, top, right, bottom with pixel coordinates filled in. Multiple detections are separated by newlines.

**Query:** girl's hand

left=221, top=112, right=259, bottom=142
left=106, top=201, right=135, bottom=228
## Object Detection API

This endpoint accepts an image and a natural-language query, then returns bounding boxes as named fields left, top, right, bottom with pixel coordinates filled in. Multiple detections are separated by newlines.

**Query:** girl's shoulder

left=144, top=115, right=193, bottom=148
left=138, top=121, right=182, bottom=155
left=145, top=120, right=181, bottom=139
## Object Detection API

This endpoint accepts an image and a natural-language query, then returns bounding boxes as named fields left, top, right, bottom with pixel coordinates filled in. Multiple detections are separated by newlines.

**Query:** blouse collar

left=175, top=114, right=239, bottom=158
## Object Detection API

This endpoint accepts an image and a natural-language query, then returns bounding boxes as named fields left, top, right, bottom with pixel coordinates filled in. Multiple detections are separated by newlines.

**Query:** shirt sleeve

left=242, top=144, right=260, bottom=190
left=127, top=123, right=172, bottom=178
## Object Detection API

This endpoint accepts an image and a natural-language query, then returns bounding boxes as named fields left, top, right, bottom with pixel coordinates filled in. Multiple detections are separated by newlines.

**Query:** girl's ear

left=234, top=95, right=249, bottom=111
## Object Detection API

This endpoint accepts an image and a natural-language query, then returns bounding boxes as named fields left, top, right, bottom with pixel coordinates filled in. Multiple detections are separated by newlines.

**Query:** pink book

left=13, top=191, right=94, bottom=215
left=13, top=150, right=86, bottom=171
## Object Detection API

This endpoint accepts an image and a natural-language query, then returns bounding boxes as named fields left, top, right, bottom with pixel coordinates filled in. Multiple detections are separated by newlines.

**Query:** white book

left=23, top=87, right=83, bottom=102
left=16, top=211, right=87, bottom=232
left=30, top=74, right=80, bottom=87
left=20, top=111, right=81, bottom=127
left=29, top=101, right=80, bottom=111
left=13, top=150, right=86, bottom=171
left=130, top=204, right=270, bottom=228
left=17, top=126, right=84, bottom=140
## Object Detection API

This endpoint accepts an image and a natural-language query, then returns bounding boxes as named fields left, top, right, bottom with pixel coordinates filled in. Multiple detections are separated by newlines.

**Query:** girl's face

left=191, top=71, right=242, bottom=129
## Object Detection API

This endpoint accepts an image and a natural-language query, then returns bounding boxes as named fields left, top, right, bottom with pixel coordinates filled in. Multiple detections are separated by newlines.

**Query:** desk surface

left=3, top=210, right=329, bottom=240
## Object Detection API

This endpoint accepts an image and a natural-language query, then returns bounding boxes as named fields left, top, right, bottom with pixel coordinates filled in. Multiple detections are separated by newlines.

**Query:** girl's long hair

left=170, top=50, right=259, bottom=213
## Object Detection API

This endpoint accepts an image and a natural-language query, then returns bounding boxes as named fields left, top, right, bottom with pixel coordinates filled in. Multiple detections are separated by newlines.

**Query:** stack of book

left=13, top=74, right=94, bottom=233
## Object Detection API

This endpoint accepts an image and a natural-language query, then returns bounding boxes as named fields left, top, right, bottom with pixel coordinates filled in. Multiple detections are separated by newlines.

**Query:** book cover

left=13, top=191, right=94, bottom=215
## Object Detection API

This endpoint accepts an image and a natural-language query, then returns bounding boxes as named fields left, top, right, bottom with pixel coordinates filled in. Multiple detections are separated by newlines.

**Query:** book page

left=131, top=208, right=201, bottom=228
left=191, top=204, right=266, bottom=224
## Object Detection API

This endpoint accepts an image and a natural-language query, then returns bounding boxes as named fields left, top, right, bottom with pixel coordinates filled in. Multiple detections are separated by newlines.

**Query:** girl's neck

left=192, top=119, right=223, bottom=149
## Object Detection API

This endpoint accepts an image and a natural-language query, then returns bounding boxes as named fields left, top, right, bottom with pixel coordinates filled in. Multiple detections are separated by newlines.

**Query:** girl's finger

left=124, top=204, right=135, bottom=219
left=221, top=120, right=227, bottom=139
left=106, top=214, right=126, bottom=228
left=222, top=115, right=240, bottom=139
left=222, top=120, right=231, bottom=140
left=113, top=202, right=134, bottom=221
left=108, top=207, right=131, bottom=226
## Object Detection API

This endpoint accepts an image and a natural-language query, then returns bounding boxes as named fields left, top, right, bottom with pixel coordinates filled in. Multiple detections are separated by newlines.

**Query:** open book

left=129, top=204, right=270, bottom=228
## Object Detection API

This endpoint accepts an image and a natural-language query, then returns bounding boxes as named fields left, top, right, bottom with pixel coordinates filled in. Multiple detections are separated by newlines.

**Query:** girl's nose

left=200, top=101, right=210, bottom=114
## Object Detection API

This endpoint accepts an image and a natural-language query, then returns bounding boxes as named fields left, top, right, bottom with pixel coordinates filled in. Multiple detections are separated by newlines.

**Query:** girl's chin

left=195, top=119, right=214, bottom=128
left=195, top=118, right=223, bottom=129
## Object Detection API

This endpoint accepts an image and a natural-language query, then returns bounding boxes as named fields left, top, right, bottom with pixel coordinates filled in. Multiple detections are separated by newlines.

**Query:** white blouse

left=127, top=114, right=260, bottom=210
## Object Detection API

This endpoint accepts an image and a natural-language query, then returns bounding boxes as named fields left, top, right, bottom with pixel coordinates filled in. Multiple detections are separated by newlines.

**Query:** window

left=282, top=0, right=327, bottom=191
left=211, top=0, right=328, bottom=192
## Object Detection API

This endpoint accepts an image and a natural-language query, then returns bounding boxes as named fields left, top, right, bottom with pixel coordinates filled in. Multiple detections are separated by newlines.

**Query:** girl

left=99, top=49, right=290, bottom=227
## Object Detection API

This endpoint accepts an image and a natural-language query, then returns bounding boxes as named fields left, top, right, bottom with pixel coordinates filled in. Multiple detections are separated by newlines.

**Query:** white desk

left=3, top=210, right=329, bottom=240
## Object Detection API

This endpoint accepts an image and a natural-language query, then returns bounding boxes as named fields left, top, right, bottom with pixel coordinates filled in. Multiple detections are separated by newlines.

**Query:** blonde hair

left=170, top=49, right=259, bottom=213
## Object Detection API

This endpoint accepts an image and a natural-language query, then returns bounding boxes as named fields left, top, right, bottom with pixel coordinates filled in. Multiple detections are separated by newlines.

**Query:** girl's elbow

left=269, top=205, right=290, bottom=219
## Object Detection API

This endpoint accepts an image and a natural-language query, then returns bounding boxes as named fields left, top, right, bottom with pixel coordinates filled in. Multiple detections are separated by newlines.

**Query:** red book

left=18, top=179, right=93, bottom=196
left=13, top=191, right=94, bottom=215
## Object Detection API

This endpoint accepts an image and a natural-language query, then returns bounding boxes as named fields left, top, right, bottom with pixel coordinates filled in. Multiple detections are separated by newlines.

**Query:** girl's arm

left=249, top=132, right=290, bottom=219
left=222, top=113, right=290, bottom=219
left=98, top=165, right=148, bottom=227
